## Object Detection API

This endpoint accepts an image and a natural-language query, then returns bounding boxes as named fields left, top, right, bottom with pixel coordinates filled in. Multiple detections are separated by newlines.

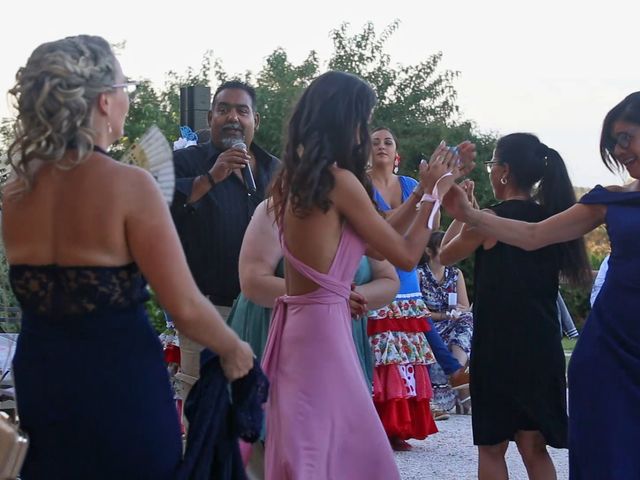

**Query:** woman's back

left=3, top=33, right=257, bottom=478
left=471, top=199, right=567, bottom=449
left=474, top=200, right=560, bottom=329
left=2, top=151, right=142, bottom=267
left=6, top=152, right=184, bottom=479
left=282, top=168, right=352, bottom=296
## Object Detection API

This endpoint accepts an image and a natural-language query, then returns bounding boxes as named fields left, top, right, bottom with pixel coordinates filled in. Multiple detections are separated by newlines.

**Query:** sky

left=1, top=0, right=637, bottom=187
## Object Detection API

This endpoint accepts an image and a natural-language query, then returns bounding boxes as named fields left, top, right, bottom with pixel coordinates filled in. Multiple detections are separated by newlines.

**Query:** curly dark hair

left=271, top=71, right=377, bottom=222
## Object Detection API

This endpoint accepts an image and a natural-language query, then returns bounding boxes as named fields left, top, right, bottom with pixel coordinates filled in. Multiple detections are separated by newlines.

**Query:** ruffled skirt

left=368, top=293, right=438, bottom=440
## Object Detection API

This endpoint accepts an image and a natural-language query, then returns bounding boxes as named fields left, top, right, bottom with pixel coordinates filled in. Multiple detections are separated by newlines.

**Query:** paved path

left=395, top=415, right=569, bottom=480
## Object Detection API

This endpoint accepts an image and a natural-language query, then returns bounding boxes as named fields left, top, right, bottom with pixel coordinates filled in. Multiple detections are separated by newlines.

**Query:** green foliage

left=0, top=20, right=602, bottom=329
left=145, top=288, right=168, bottom=334
left=562, top=337, right=577, bottom=353
left=254, top=49, right=319, bottom=156
left=111, top=51, right=217, bottom=159
left=560, top=284, right=591, bottom=330
left=329, top=21, right=459, bottom=123
left=0, top=118, right=12, bottom=160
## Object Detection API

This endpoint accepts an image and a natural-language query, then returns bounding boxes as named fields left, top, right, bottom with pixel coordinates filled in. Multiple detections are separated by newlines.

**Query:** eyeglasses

left=109, top=81, right=138, bottom=96
left=483, top=160, right=500, bottom=173
left=610, top=131, right=636, bottom=151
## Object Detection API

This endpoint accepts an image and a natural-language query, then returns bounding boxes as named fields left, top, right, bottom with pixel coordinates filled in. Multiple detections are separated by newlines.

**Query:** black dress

left=10, top=264, right=182, bottom=479
left=471, top=200, right=567, bottom=447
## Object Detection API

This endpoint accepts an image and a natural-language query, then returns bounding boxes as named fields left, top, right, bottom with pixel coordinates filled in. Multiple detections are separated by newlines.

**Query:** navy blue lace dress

left=10, top=264, right=182, bottom=480
left=569, top=186, right=640, bottom=479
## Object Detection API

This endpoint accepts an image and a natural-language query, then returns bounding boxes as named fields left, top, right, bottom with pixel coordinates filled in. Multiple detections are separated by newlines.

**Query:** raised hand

left=442, top=183, right=474, bottom=221
left=455, top=141, right=477, bottom=177
left=460, top=179, right=479, bottom=209
left=420, top=143, right=459, bottom=199
left=210, top=148, right=250, bottom=184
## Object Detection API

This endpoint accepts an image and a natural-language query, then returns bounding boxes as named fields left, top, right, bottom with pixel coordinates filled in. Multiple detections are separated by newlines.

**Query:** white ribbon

left=427, top=171, right=453, bottom=229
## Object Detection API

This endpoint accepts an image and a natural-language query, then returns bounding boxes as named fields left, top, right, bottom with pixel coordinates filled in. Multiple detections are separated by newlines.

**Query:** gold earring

left=500, top=177, right=508, bottom=185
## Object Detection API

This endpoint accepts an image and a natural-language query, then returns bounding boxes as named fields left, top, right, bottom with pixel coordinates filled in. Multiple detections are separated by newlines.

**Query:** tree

left=112, top=52, right=218, bottom=158
left=253, top=49, right=319, bottom=157
left=0, top=21, right=594, bottom=324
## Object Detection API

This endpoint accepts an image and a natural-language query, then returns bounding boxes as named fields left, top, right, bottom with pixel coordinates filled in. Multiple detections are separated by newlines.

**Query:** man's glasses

left=109, top=81, right=138, bottom=97
left=483, top=160, right=500, bottom=173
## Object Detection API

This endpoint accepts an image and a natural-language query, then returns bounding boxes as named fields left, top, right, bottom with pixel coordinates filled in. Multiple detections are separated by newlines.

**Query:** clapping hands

left=419, top=140, right=477, bottom=200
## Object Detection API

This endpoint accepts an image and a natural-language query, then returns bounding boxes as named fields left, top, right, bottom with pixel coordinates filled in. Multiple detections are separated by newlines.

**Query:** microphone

left=231, top=140, right=256, bottom=193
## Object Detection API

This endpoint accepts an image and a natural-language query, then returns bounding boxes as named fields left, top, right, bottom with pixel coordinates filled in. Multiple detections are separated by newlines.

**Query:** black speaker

left=179, top=85, right=211, bottom=131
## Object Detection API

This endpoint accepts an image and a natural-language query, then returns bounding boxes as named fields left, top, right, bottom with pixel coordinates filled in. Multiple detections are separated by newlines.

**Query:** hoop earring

left=500, top=177, right=508, bottom=185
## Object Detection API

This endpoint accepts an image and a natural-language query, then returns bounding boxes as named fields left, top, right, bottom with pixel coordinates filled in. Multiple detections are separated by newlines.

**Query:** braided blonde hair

left=7, top=35, right=117, bottom=194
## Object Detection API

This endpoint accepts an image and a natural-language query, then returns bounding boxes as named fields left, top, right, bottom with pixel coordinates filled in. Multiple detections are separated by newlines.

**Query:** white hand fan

left=122, top=125, right=175, bottom=204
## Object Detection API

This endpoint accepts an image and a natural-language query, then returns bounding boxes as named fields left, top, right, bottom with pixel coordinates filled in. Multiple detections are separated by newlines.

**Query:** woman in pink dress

left=262, top=70, right=473, bottom=479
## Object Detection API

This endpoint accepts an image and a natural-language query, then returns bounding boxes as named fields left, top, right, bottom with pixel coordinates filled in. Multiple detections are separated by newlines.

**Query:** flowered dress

left=417, top=264, right=473, bottom=411
left=369, top=175, right=438, bottom=440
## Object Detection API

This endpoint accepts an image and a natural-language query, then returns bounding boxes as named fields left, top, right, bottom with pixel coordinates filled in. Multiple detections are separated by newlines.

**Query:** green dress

left=227, top=256, right=374, bottom=388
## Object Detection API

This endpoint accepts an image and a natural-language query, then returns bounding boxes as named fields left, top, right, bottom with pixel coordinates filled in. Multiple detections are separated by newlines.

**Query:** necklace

left=93, top=145, right=109, bottom=155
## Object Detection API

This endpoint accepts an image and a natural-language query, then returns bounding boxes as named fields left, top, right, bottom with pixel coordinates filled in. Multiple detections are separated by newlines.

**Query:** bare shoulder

left=254, top=199, right=270, bottom=219
left=605, top=180, right=640, bottom=192
left=330, top=166, right=366, bottom=198
left=251, top=200, right=278, bottom=230
left=93, top=152, right=158, bottom=193
left=331, top=165, right=359, bottom=186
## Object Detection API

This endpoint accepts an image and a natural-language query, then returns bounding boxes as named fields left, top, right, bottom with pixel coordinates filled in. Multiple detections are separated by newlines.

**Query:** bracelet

left=204, top=171, right=216, bottom=188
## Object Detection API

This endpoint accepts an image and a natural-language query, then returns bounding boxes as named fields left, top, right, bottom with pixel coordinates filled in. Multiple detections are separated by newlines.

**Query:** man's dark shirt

left=171, top=141, right=279, bottom=306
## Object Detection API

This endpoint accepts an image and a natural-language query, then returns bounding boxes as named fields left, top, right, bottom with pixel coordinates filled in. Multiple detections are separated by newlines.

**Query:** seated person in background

left=418, top=230, right=473, bottom=416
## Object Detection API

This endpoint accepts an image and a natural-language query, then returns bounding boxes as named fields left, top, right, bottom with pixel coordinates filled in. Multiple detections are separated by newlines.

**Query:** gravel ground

left=394, top=415, right=569, bottom=480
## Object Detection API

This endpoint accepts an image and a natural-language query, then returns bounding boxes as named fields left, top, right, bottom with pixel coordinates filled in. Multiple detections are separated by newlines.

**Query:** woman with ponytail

left=443, top=94, right=640, bottom=480
left=439, top=133, right=590, bottom=480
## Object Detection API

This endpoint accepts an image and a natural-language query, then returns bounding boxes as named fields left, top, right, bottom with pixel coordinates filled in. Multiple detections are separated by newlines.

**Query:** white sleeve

left=590, top=255, right=610, bottom=307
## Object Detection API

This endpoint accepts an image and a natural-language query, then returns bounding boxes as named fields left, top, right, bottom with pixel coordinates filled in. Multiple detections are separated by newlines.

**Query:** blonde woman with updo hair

left=2, top=35, right=253, bottom=479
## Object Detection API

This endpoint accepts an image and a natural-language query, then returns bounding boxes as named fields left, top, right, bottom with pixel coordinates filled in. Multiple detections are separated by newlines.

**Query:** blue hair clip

left=179, top=125, right=198, bottom=142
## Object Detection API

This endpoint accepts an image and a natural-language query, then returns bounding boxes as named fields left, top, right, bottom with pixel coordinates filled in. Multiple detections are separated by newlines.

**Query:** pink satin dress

left=261, top=223, right=400, bottom=479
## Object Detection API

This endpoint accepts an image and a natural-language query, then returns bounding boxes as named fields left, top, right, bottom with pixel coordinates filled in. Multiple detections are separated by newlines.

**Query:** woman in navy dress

left=3, top=35, right=254, bottom=479
left=443, top=92, right=640, bottom=479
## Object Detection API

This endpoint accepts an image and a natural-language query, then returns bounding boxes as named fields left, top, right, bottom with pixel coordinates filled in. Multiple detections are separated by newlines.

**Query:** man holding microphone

left=171, top=80, right=279, bottom=397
